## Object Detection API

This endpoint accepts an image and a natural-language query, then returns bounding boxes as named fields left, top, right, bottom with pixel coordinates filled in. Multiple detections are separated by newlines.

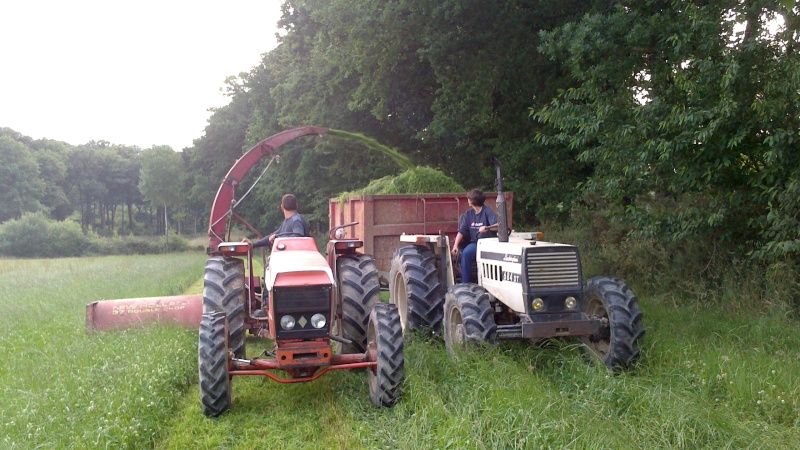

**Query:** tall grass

left=157, top=299, right=800, bottom=449
left=2, top=252, right=800, bottom=449
left=0, top=254, right=206, bottom=448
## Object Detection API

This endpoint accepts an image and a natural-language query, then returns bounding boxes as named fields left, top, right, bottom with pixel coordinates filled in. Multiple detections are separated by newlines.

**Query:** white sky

left=0, top=1, right=282, bottom=151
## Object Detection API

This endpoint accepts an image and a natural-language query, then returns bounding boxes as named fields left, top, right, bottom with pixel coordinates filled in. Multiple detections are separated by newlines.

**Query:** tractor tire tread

left=369, top=303, right=404, bottom=407
left=202, top=256, right=247, bottom=358
left=389, top=245, right=444, bottom=332
left=337, top=254, right=381, bottom=354
left=198, top=311, right=232, bottom=417
left=581, top=276, right=645, bottom=371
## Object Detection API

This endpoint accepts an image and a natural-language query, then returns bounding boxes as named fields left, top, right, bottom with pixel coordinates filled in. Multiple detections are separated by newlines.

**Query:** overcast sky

left=0, top=1, right=282, bottom=151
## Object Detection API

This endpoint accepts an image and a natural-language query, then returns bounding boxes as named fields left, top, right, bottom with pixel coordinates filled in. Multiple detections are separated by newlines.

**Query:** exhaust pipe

left=493, top=157, right=509, bottom=243
left=86, top=295, right=203, bottom=332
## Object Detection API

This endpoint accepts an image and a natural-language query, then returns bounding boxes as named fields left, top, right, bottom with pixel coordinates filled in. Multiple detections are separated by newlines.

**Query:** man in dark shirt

left=451, top=189, right=498, bottom=283
left=246, top=194, right=310, bottom=248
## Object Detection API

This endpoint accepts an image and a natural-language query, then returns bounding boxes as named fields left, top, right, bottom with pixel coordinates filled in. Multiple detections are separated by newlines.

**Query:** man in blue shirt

left=245, top=194, right=310, bottom=248
left=450, top=189, right=498, bottom=284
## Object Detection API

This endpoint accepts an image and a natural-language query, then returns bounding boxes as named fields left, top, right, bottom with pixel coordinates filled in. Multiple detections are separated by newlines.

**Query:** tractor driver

left=451, top=189, right=498, bottom=284
left=244, top=193, right=310, bottom=248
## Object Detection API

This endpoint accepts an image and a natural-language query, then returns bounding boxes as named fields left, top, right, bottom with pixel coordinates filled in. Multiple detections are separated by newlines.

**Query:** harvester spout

left=207, top=126, right=329, bottom=254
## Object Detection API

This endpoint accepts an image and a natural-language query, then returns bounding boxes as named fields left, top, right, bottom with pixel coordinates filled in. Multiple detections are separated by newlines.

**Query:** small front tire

left=367, top=303, right=404, bottom=407
left=442, top=284, right=497, bottom=357
left=198, top=311, right=232, bottom=417
left=580, top=276, right=645, bottom=371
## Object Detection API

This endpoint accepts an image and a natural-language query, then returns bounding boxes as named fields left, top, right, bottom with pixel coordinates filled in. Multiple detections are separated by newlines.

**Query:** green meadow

left=2, top=253, right=799, bottom=449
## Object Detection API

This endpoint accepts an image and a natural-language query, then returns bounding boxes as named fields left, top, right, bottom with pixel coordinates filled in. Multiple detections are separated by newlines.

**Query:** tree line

left=2, top=0, right=798, bottom=264
left=0, top=128, right=191, bottom=236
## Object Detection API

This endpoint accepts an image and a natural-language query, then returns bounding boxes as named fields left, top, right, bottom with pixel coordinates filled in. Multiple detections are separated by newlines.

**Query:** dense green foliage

left=0, top=213, right=191, bottom=257
left=535, top=0, right=800, bottom=260
left=2, top=2, right=798, bottom=267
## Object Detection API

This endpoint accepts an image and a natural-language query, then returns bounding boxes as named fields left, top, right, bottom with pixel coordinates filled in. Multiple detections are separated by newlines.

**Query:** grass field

left=2, top=253, right=799, bottom=449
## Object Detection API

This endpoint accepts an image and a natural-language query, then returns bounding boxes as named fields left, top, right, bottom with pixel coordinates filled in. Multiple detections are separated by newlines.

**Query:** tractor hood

left=265, top=237, right=334, bottom=289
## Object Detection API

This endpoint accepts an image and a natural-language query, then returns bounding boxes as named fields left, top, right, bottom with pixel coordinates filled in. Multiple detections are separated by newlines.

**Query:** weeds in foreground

left=2, top=253, right=799, bottom=449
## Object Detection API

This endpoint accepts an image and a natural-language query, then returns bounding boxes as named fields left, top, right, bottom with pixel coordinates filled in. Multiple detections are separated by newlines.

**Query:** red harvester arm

left=207, top=126, right=328, bottom=254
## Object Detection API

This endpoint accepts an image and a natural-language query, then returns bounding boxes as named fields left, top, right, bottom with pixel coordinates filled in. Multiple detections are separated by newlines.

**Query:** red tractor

left=88, top=127, right=404, bottom=416
left=198, top=127, right=404, bottom=416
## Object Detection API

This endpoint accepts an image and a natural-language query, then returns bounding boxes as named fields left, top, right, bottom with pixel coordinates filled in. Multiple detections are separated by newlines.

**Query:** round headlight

left=311, top=313, right=327, bottom=329
left=565, top=296, right=577, bottom=310
left=532, top=298, right=544, bottom=311
left=280, top=315, right=296, bottom=330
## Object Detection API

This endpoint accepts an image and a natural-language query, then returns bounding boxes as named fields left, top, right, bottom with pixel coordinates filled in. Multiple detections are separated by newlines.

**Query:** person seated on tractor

left=243, top=193, right=310, bottom=248
left=451, top=189, right=498, bottom=284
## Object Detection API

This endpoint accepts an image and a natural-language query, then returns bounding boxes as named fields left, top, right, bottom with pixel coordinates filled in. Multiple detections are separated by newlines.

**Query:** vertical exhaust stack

left=493, top=158, right=509, bottom=243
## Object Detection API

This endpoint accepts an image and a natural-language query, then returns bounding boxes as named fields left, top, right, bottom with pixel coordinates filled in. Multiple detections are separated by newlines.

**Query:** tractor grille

left=525, top=248, right=580, bottom=289
left=273, top=285, right=331, bottom=340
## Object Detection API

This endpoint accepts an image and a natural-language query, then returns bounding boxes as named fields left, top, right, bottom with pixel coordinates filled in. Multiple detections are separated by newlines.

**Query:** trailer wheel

left=335, top=254, right=381, bottom=354
left=389, top=245, right=444, bottom=333
left=443, top=284, right=497, bottom=357
left=580, top=276, right=645, bottom=371
left=202, top=256, right=246, bottom=359
left=198, top=311, right=232, bottom=417
left=368, top=303, right=404, bottom=407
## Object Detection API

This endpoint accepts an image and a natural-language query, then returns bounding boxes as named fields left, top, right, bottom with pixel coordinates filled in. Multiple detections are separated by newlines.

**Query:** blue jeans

left=460, top=242, right=477, bottom=284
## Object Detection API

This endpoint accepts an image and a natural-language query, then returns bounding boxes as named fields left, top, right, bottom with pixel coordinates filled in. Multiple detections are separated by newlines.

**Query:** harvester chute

left=86, top=126, right=329, bottom=332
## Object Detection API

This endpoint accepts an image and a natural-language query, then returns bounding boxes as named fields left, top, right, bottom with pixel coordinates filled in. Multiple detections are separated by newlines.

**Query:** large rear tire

left=202, top=256, right=246, bottom=359
left=368, top=303, right=404, bottom=407
left=198, top=311, right=232, bottom=417
left=442, top=284, right=497, bottom=357
left=389, top=245, right=444, bottom=333
left=580, top=276, right=645, bottom=371
left=335, top=254, right=381, bottom=354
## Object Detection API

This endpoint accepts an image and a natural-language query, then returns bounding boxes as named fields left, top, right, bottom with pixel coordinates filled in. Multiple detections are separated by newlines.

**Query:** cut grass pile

left=0, top=254, right=206, bottom=448
left=2, top=253, right=800, bottom=449
left=338, top=166, right=465, bottom=202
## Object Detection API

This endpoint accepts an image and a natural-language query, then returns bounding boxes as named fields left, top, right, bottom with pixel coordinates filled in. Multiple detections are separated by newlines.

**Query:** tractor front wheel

left=202, top=256, right=246, bottom=359
left=367, top=303, right=404, bottom=407
left=198, top=311, right=232, bottom=417
left=389, top=245, right=444, bottom=333
left=442, top=284, right=497, bottom=357
left=580, top=276, right=645, bottom=371
left=335, top=254, right=381, bottom=354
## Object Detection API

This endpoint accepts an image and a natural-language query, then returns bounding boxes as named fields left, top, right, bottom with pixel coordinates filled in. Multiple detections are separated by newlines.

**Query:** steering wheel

left=273, top=232, right=305, bottom=238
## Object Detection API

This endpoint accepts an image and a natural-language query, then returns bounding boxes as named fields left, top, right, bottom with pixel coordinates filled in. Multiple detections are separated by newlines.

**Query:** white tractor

left=388, top=159, right=645, bottom=370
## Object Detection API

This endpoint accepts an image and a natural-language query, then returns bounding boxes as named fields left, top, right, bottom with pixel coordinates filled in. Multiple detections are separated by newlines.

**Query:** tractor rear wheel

left=580, top=276, right=645, bottom=371
left=198, top=311, right=232, bottom=417
left=335, top=254, right=381, bottom=354
left=368, top=303, right=404, bottom=407
left=202, top=256, right=246, bottom=359
left=389, top=245, right=444, bottom=333
left=443, top=284, right=497, bottom=357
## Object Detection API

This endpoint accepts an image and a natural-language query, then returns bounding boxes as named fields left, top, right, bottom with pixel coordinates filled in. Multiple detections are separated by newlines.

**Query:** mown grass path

left=0, top=254, right=206, bottom=449
left=2, top=254, right=799, bottom=449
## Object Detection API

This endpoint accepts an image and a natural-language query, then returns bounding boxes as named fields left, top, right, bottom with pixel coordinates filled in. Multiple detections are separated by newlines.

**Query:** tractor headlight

left=280, top=315, right=296, bottom=330
left=565, top=297, right=577, bottom=310
left=532, top=298, right=544, bottom=311
left=310, top=313, right=327, bottom=329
